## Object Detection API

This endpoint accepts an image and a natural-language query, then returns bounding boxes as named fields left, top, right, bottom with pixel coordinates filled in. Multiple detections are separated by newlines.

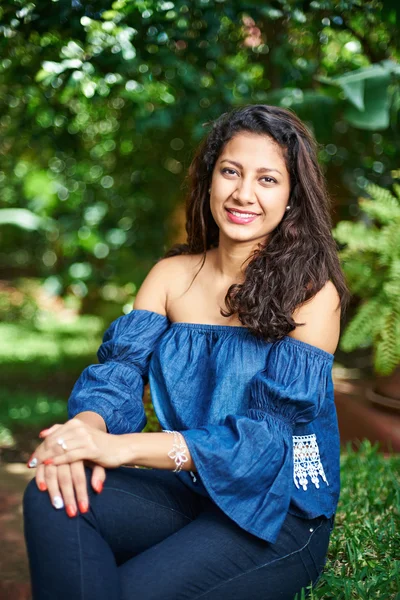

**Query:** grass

left=0, top=313, right=103, bottom=444
left=298, top=441, right=400, bottom=600
left=0, top=313, right=103, bottom=381
left=0, top=313, right=161, bottom=445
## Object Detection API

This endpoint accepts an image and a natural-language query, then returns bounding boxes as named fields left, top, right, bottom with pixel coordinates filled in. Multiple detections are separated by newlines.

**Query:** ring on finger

left=57, top=438, right=68, bottom=451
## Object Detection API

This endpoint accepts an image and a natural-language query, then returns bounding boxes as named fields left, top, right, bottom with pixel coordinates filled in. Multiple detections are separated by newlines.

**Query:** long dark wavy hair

left=162, top=104, right=350, bottom=341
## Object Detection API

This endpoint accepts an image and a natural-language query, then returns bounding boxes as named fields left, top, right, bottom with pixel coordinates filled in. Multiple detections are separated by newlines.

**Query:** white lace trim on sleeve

left=293, top=433, right=329, bottom=491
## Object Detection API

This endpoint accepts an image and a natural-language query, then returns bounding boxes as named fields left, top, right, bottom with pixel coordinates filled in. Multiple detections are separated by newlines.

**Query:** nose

left=233, top=177, right=257, bottom=207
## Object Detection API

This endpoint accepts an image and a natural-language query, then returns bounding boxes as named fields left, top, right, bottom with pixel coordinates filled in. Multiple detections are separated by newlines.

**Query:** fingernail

left=38, top=482, right=47, bottom=492
left=27, top=457, right=37, bottom=468
left=78, top=501, right=89, bottom=514
left=53, top=496, right=64, bottom=509
left=43, top=458, right=54, bottom=465
left=66, top=505, right=77, bottom=518
left=94, top=481, right=103, bottom=493
left=39, top=428, right=50, bottom=438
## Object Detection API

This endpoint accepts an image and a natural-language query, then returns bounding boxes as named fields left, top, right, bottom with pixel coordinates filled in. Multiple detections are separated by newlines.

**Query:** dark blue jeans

left=23, top=465, right=334, bottom=600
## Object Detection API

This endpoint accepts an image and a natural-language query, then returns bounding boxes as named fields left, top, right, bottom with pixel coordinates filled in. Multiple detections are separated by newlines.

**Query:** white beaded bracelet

left=162, top=430, right=189, bottom=472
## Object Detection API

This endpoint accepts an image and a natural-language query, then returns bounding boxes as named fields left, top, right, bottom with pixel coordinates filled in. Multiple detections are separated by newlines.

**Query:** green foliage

left=0, top=390, right=68, bottom=434
left=302, top=441, right=400, bottom=599
left=0, top=279, right=40, bottom=323
left=0, top=208, right=48, bottom=231
left=0, top=313, right=104, bottom=390
left=333, top=178, right=400, bottom=374
left=318, top=60, right=400, bottom=130
left=0, top=312, right=161, bottom=437
left=1, top=1, right=400, bottom=311
left=0, top=313, right=104, bottom=439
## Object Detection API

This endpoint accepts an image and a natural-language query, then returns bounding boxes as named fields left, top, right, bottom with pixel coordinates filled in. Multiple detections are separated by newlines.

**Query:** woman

left=23, top=104, right=349, bottom=600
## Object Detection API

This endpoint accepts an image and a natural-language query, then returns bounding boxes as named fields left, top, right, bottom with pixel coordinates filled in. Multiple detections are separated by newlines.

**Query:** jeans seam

left=193, top=519, right=326, bottom=600
left=77, top=512, right=84, bottom=600
left=104, top=486, right=194, bottom=522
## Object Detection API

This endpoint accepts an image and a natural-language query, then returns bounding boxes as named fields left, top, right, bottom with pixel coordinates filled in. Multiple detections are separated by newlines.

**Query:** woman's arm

left=118, top=281, right=341, bottom=471
left=289, top=279, right=341, bottom=353
left=30, top=276, right=340, bottom=474
left=67, top=256, right=176, bottom=435
left=106, top=279, right=342, bottom=472
left=28, top=257, right=195, bottom=471
left=29, top=420, right=195, bottom=472
left=120, top=431, right=195, bottom=471
left=71, top=411, right=107, bottom=432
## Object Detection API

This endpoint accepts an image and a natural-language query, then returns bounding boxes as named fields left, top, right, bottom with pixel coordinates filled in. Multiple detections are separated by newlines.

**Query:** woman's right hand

left=35, top=459, right=105, bottom=517
left=33, top=413, right=108, bottom=516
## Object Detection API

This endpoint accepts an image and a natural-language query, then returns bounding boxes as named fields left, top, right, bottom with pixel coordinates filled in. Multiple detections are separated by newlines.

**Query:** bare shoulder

left=287, top=280, right=341, bottom=354
left=133, top=253, right=202, bottom=316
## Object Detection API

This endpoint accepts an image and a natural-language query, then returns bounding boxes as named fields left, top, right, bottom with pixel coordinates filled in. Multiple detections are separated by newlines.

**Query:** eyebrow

left=220, top=159, right=282, bottom=176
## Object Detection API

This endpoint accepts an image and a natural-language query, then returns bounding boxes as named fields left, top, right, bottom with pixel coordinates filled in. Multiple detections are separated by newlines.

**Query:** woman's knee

left=23, top=477, right=56, bottom=526
left=23, top=465, right=106, bottom=531
left=23, top=477, right=45, bottom=511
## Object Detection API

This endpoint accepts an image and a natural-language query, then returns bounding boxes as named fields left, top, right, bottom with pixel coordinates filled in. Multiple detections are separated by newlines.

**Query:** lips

left=226, top=208, right=260, bottom=216
left=225, top=208, right=260, bottom=225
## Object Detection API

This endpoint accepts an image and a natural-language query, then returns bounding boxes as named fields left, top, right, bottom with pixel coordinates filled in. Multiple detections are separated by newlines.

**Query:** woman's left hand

left=27, top=418, right=130, bottom=470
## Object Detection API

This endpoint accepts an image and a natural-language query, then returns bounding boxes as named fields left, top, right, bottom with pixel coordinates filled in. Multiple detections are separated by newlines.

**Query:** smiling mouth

left=226, top=208, right=261, bottom=217
left=225, top=208, right=261, bottom=223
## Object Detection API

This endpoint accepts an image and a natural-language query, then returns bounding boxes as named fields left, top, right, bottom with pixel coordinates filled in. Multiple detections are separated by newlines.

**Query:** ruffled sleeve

left=181, top=337, right=334, bottom=543
left=67, top=309, right=170, bottom=435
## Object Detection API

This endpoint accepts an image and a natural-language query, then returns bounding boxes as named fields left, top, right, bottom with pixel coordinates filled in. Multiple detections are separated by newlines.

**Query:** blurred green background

left=1, top=0, right=400, bottom=446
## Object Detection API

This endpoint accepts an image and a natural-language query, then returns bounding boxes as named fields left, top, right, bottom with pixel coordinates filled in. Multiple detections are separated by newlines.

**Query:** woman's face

left=210, top=131, right=291, bottom=245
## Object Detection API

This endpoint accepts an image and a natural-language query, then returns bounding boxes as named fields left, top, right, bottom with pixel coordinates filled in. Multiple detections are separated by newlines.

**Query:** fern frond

left=340, top=252, right=384, bottom=297
left=365, top=182, right=400, bottom=205
left=333, top=221, right=381, bottom=252
left=378, top=223, right=400, bottom=264
left=334, top=178, right=400, bottom=374
left=340, top=297, right=382, bottom=352
left=392, top=183, right=400, bottom=200
left=387, top=259, right=400, bottom=281
left=374, top=308, right=400, bottom=375
left=359, top=196, right=400, bottom=225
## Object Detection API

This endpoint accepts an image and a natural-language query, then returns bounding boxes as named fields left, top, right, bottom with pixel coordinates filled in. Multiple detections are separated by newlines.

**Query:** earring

left=208, top=188, right=211, bottom=193
left=285, top=205, right=291, bottom=210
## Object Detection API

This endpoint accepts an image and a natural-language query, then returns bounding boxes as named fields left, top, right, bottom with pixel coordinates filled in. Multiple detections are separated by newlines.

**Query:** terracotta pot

left=366, top=365, right=400, bottom=411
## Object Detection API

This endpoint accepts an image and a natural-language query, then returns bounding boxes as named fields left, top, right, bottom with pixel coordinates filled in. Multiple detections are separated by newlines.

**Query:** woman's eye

left=221, top=167, right=276, bottom=183
left=221, top=169, right=276, bottom=184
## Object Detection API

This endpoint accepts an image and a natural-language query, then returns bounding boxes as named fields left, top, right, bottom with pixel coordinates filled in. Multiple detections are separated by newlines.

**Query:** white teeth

left=229, top=210, right=257, bottom=218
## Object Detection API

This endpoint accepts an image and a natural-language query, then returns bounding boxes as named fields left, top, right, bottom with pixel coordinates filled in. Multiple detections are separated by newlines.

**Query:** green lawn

left=301, top=441, right=400, bottom=600
left=0, top=314, right=104, bottom=445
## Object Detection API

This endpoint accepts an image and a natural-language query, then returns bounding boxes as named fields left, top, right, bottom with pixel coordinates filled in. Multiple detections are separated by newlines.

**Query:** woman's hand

left=35, top=459, right=106, bottom=517
left=27, top=418, right=129, bottom=470
left=31, top=423, right=106, bottom=517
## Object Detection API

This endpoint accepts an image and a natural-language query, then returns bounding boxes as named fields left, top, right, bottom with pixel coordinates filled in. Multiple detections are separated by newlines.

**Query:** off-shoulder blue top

left=68, top=309, right=340, bottom=544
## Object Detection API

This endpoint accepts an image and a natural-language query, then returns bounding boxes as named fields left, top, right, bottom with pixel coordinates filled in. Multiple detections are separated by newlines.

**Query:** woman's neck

left=208, top=240, right=262, bottom=283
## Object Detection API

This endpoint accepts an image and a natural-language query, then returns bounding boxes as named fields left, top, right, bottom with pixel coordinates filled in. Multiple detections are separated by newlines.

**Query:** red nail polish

left=66, top=505, right=77, bottom=518
left=94, top=481, right=103, bottom=493
left=78, top=501, right=89, bottom=513
left=43, top=458, right=54, bottom=465
left=38, top=482, right=47, bottom=491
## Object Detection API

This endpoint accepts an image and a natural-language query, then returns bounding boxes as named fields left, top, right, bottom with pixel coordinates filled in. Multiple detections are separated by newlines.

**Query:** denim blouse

left=68, top=308, right=340, bottom=544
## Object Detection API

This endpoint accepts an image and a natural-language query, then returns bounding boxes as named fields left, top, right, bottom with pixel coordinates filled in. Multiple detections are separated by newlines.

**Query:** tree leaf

left=0, top=209, right=44, bottom=231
